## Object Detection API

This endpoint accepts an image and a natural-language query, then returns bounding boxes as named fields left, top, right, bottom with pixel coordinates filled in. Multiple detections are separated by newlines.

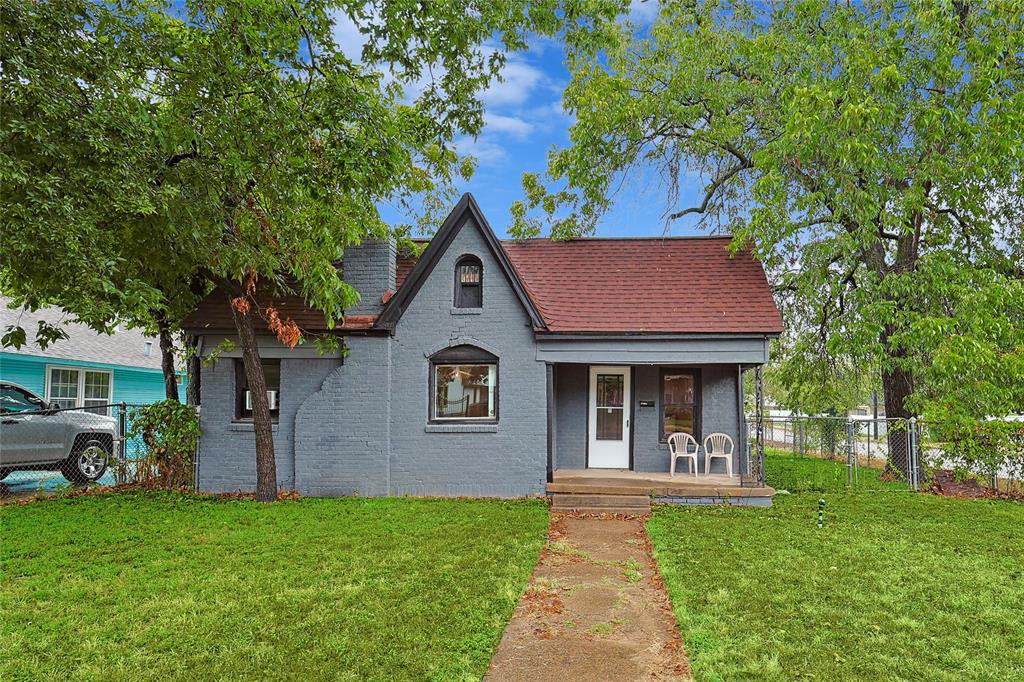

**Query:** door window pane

left=49, top=368, right=80, bottom=409
left=434, top=363, right=495, bottom=419
left=595, top=373, right=625, bottom=441
left=596, top=374, right=623, bottom=408
left=0, top=386, right=45, bottom=412
left=596, top=405, right=624, bottom=440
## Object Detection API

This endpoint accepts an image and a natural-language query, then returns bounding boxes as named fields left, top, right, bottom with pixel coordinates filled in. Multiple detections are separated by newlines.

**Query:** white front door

left=588, top=366, right=631, bottom=469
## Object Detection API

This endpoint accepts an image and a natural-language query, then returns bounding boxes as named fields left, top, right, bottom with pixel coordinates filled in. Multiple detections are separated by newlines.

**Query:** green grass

left=648, top=493, right=1024, bottom=681
left=0, top=492, right=548, bottom=681
left=765, top=448, right=908, bottom=492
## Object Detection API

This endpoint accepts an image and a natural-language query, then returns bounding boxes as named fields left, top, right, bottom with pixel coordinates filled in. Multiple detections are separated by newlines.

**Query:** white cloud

left=524, top=33, right=562, bottom=56
left=483, top=113, right=535, bottom=139
left=629, top=0, right=661, bottom=24
left=455, top=136, right=508, bottom=164
left=330, top=9, right=368, bottom=63
left=529, top=99, right=572, bottom=124
left=482, top=58, right=546, bottom=107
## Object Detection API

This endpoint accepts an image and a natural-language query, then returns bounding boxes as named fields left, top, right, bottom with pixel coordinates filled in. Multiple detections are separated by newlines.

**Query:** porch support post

left=755, top=365, right=765, bottom=486
left=737, top=365, right=746, bottom=479
left=546, top=363, right=555, bottom=483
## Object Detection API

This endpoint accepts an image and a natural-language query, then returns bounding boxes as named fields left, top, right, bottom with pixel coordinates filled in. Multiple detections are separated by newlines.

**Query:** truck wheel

left=61, top=442, right=109, bottom=484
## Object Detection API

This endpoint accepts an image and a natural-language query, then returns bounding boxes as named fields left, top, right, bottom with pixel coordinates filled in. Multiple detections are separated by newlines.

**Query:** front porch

left=548, top=468, right=775, bottom=509
left=547, top=360, right=769, bottom=492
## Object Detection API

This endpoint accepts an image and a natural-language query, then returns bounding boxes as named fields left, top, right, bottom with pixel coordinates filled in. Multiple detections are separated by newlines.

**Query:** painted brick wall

left=387, top=218, right=548, bottom=496
left=196, top=357, right=338, bottom=492
left=554, top=363, right=587, bottom=469
left=342, top=238, right=397, bottom=315
left=293, top=336, right=391, bottom=496
left=699, top=365, right=741, bottom=473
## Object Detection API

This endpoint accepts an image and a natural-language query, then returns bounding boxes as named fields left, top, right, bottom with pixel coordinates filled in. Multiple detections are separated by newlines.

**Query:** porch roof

left=534, top=334, right=771, bottom=364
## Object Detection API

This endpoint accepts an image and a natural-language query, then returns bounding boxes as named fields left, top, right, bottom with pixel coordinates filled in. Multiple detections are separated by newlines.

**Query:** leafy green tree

left=2, top=0, right=556, bottom=500
left=761, top=340, right=875, bottom=417
left=514, top=0, right=1024, bottom=476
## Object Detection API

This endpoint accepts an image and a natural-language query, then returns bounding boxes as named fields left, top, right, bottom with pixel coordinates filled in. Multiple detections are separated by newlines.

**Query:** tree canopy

left=513, top=0, right=1024, bottom=461
left=1, top=0, right=557, bottom=499
left=3, top=0, right=558, bottom=329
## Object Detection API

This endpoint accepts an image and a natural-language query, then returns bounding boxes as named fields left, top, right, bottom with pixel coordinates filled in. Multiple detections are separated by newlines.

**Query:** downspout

left=386, top=335, right=392, bottom=495
left=192, top=335, right=204, bottom=491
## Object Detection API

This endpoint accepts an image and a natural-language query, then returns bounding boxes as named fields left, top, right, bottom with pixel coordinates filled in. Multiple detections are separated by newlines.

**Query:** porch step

left=550, top=492, right=651, bottom=515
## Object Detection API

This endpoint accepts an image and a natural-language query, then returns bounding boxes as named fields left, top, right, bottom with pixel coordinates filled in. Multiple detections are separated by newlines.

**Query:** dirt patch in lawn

left=486, top=513, right=691, bottom=681
left=929, top=469, right=1024, bottom=501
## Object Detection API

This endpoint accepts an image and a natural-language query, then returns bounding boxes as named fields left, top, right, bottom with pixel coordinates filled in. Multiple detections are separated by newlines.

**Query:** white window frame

left=45, top=365, right=114, bottom=411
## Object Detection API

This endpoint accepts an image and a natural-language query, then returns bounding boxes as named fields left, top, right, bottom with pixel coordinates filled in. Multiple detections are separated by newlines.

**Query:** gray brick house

left=184, top=194, right=782, bottom=498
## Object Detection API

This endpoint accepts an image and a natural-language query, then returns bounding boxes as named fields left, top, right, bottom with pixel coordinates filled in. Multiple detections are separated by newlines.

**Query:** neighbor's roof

left=0, top=297, right=163, bottom=370
left=499, top=237, right=783, bottom=334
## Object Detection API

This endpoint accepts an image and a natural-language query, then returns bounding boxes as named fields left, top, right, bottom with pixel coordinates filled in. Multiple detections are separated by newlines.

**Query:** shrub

left=941, top=419, right=1024, bottom=483
left=124, top=400, right=200, bottom=489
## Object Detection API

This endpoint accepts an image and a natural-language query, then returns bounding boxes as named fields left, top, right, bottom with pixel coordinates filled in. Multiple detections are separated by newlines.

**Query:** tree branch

left=668, top=160, right=751, bottom=220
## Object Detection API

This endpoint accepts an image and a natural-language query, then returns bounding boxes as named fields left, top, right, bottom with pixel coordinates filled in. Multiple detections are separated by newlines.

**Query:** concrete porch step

left=550, top=492, right=652, bottom=515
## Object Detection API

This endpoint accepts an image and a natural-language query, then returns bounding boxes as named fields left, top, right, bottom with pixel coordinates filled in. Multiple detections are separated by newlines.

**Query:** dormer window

left=455, top=255, right=482, bottom=308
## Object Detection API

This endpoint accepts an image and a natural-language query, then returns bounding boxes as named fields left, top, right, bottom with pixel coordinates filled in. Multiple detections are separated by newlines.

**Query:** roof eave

left=534, top=330, right=782, bottom=339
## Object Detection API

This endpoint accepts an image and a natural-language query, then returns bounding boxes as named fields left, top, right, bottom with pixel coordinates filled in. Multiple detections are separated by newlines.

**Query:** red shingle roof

left=183, top=285, right=365, bottom=333
left=396, top=254, right=417, bottom=290
left=499, top=237, right=782, bottom=334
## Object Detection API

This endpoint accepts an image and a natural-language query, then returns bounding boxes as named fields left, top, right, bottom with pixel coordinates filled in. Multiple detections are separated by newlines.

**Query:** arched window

left=454, top=255, right=483, bottom=308
left=429, top=345, right=497, bottom=422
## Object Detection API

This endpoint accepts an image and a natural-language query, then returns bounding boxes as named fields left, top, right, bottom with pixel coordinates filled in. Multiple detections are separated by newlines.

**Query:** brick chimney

left=342, top=238, right=397, bottom=315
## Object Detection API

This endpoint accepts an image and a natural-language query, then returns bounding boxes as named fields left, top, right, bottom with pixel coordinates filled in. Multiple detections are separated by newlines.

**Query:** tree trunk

left=155, top=311, right=179, bottom=402
left=185, top=334, right=201, bottom=406
left=881, top=326, right=916, bottom=480
left=229, top=294, right=277, bottom=502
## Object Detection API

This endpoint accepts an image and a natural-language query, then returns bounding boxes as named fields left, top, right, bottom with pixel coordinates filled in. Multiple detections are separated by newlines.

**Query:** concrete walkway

left=486, top=513, right=691, bottom=681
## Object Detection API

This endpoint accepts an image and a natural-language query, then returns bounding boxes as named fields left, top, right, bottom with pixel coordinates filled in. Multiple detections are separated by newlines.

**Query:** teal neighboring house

left=0, top=297, right=185, bottom=408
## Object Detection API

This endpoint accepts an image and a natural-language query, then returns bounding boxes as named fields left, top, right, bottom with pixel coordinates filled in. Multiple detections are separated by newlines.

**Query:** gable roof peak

left=375, top=194, right=546, bottom=332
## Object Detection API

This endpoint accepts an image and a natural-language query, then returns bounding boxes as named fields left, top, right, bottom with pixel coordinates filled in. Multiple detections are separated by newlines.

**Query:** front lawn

left=0, top=493, right=548, bottom=681
left=764, top=447, right=908, bottom=493
left=649, top=491, right=1024, bottom=681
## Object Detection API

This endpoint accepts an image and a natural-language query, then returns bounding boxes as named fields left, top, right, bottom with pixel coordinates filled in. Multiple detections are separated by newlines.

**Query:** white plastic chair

left=703, top=433, right=734, bottom=477
left=668, top=432, right=699, bottom=477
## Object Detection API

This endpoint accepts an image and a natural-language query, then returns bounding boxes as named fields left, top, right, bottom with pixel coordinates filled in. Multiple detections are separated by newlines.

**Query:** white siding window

left=46, top=367, right=113, bottom=414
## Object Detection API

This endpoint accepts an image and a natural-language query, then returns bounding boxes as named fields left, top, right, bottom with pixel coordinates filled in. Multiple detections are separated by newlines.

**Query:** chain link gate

left=755, top=415, right=925, bottom=493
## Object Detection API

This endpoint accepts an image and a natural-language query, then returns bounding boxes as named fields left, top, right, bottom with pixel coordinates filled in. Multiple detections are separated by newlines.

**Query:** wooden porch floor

left=548, top=468, right=774, bottom=500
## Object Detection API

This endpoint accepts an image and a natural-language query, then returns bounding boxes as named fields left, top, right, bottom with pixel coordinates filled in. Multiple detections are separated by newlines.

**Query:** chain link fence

left=749, top=415, right=1024, bottom=494
left=0, top=402, right=170, bottom=497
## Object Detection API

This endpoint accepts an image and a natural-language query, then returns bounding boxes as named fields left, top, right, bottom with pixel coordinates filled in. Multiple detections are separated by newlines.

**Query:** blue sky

left=333, top=3, right=707, bottom=239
